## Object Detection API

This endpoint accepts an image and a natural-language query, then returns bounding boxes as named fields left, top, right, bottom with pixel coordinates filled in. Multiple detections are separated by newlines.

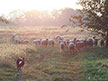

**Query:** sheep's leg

left=73, top=49, right=75, bottom=54
left=76, top=47, right=79, bottom=53
left=60, top=48, right=64, bottom=53
left=52, top=43, right=54, bottom=47
left=70, top=50, right=73, bottom=54
left=60, top=49, right=62, bottom=52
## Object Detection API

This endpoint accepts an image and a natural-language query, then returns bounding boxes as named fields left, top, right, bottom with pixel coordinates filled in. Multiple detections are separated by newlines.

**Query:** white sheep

left=41, top=39, right=48, bottom=47
left=59, top=42, right=65, bottom=52
left=22, top=39, right=29, bottom=44
left=14, top=36, right=21, bottom=44
left=48, top=39, right=55, bottom=47
left=68, top=42, right=75, bottom=54
left=55, top=35, right=64, bottom=41
left=98, top=39, right=105, bottom=47
left=33, top=39, right=41, bottom=45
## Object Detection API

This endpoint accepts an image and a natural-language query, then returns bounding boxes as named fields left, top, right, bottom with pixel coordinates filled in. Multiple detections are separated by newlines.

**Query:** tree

left=8, top=9, right=25, bottom=25
left=0, top=15, right=9, bottom=24
left=70, top=0, right=108, bottom=47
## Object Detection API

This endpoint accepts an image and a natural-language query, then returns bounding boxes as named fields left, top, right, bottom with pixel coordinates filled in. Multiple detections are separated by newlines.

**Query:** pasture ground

left=0, top=26, right=108, bottom=81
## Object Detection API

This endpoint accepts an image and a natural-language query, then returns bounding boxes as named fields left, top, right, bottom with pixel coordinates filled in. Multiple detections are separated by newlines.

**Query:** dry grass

left=0, top=26, right=92, bottom=39
left=0, top=26, right=91, bottom=81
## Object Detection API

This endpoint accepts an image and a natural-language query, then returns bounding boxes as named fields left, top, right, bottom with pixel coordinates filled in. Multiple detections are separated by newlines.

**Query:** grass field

left=0, top=26, right=108, bottom=81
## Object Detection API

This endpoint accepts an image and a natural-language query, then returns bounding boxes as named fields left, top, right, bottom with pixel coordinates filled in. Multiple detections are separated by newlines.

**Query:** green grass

left=76, top=48, right=108, bottom=81
left=0, top=26, right=107, bottom=81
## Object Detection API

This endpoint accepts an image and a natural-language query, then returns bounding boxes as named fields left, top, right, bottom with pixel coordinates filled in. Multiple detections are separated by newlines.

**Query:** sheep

left=93, top=37, right=98, bottom=47
left=55, top=35, right=61, bottom=41
left=59, top=42, right=65, bottom=52
left=33, top=39, right=41, bottom=45
left=83, top=39, right=88, bottom=48
left=69, top=40, right=74, bottom=43
left=12, top=34, right=21, bottom=44
left=48, top=39, right=55, bottom=47
left=55, top=35, right=64, bottom=41
left=13, top=34, right=29, bottom=44
left=94, top=39, right=98, bottom=47
left=86, top=38, right=94, bottom=47
left=65, top=41, right=71, bottom=48
left=41, top=39, right=48, bottom=47
left=73, top=38, right=77, bottom=44
left=75, top=41, right=84, bottom=52
left=22, top=39, right=29, bottom=44
left=68, top=42, right=75, bottom=54
left=63, top=38, right=70, bottom=45
left=99, top=39, right=105, bottom=47
left=58, top=40, right=63, bottom=44
left=14, top=36, right=21, bottom=44
left=64, top=38, right=70, bottom=42
left=18, top=39, right=24, bottom=44
left=60, top=36, right=65, bottom=40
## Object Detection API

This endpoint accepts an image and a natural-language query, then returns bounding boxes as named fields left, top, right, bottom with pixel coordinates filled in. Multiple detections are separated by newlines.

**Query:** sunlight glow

left=0, top=0, right=82, bottom=15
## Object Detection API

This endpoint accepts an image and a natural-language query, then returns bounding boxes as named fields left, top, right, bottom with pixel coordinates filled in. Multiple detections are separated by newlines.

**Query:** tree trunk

left=106, top=32, right=108, bottom=48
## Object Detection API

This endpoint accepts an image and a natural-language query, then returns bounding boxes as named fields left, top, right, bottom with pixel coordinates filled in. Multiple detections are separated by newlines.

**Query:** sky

left=0, top=0, right=82, bottom=15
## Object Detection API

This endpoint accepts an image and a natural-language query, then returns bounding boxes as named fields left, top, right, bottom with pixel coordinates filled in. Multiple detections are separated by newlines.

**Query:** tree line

left=0, top=8, right=79, bottom=26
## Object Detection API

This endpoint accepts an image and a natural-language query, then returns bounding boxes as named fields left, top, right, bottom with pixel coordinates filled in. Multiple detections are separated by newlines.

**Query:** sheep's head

left=93, top=36, right=96, bottom=39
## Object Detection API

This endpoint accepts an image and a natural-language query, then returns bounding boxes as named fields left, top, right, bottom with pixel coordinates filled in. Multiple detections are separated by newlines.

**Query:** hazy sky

left=0, top=0, right=82, bottom=15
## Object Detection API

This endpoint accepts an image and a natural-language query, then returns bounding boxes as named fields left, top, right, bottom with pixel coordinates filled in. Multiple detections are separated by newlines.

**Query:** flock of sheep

left=13, top=33, right=106, bottom=54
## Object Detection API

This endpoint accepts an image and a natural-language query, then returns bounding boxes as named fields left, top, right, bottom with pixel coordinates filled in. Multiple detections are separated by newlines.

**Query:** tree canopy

left=6, top=8, right=79, bottom=26
left=71, top=0, right=108, bottom=47
left=0, top=16, right=9, bottom=24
